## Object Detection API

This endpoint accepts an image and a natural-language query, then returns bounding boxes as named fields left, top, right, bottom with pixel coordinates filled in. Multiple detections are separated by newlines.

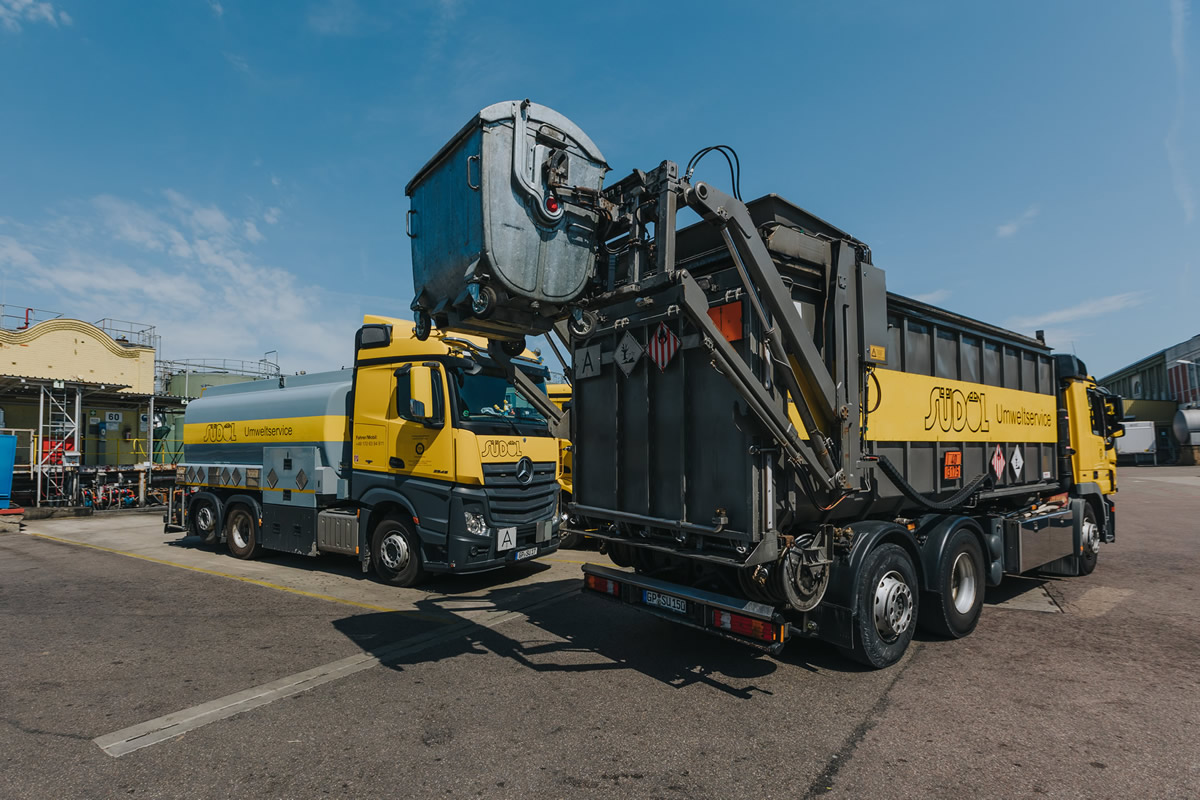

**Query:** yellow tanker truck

left=169, top=316, right=566, bottom=586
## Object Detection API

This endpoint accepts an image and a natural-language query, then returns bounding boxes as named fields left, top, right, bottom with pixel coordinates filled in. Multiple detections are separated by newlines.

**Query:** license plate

left=643, top=590, right=687, bottom=615
left=514, top=546, right=539, bottom=561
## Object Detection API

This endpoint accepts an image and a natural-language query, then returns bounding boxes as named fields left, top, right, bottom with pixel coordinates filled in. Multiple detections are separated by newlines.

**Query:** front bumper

left=431, top=487, right=561, bottom=573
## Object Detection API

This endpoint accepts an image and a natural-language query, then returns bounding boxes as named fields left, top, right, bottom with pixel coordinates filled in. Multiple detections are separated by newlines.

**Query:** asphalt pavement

left=1, top=466, right=1197, bottom=799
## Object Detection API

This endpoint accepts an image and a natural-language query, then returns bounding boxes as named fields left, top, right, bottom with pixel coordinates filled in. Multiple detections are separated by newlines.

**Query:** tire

left=413, top=309, right=432, bottom=341
left=559, top=529, right=583, bottom=549
left=840, top=543, right=919, bottom=669
left=371, top=516, right=425, bottom=587
left=225, top=505, right=262, bottom=559
left=189, top=498, right=220, bottom=547
left=1077, top=503, right=1100, bottom=576
left=919, top=528, right=985, bottom=639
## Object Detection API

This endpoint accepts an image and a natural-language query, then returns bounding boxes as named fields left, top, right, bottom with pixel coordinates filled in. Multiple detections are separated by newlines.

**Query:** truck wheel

left=189, top=499, right=220, bottom=547
left=1077, top=503, right=1100, bottom=576
left=225, top=505, right=263, bottom=559
left=841, top=543, right=919, bottom=669
left=559, top=529, right=582, bottom=549
left=371, top=516, right=425, bottom=587
left=919, top=528, right=984, bottom=638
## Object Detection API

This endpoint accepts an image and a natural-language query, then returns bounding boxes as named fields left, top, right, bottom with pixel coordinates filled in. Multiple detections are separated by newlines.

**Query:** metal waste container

left=406, top=100, right=608, bottom=341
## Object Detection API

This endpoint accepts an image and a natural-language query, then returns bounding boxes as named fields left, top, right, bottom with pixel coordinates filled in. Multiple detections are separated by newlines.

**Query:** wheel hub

left=195, top=506, right=214, bottom=533
left=380, top=533, right=410, bottom=570
left=1081, top=520, right=1100, bottom=555
left=230, top=515, right=249, bottom=549
left=950, top=551, right=978, bottom=614
left=873, top=570, right=914, bottom=641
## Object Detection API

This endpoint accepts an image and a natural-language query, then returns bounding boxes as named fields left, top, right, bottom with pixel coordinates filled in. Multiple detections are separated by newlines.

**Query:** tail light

left=585, top=575, right=621, bottom=596
left=711, top=609, right=781, bottom=643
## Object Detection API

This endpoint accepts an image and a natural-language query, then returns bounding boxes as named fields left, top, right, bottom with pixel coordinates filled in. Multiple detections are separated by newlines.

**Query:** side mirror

left=409, top=365, right=435, bottom=421
left=356, top=324, right=392, bottom=351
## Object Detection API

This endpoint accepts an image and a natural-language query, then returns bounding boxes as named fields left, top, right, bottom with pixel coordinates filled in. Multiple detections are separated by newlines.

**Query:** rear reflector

left=585, top=574, right=621, bottom=596
left=711, top=609, right=780, bottom=643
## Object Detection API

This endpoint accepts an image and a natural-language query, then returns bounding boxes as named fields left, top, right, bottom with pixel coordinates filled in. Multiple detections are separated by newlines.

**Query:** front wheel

left=919, top=528, right=985, bottom=638
left=225, top=505, right=263, bottom=559
left=841, top=543, right=919, bottom=669
left=371, top=516, right=426, bottom=587
left=1077, top=503, right=1100, bottom=575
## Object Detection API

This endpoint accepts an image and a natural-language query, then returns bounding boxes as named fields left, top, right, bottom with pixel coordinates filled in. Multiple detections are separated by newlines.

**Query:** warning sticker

left=991, top=444, right=1006, bottom=480
left=647, top=322, right=680, bottom=371
left=1010, top=445, right=1024, bottom=479
left=615, top=331, right=643, bottom=377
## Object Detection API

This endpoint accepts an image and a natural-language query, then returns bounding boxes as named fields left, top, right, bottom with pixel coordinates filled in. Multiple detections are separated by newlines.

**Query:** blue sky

left=0, top=0, right=1195, bottom=378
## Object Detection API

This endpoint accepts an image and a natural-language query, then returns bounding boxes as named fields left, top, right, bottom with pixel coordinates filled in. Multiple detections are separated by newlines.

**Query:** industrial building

left=0, top=305, right=278, bottom=507
left=1100, top=332, right=1200, bottom=463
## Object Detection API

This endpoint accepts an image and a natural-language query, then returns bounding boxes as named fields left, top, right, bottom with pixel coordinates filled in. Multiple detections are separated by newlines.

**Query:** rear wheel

left=841, top=543, right=919, bottom=669
left=371, top=516, right=425, bottom=587
left=919, top=528, right=985, bottom=638
left=1077, top=503, right=1100, bottom=575
left=559, top=529, right=583, bottom=549
left=225, top=505, right=262, bottom=559
left=189, top=498, right=220, bottom=547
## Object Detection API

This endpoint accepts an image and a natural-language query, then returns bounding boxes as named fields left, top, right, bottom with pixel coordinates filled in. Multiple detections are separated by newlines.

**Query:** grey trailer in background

left=406, top=100, right=609, bottom=342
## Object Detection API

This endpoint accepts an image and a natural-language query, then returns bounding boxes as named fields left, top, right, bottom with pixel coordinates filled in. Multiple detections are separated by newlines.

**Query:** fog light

left=464, top=512, right=488, bottom=537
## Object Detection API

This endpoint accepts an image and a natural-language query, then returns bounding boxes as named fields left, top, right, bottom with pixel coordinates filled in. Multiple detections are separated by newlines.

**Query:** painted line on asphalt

left=92, top=585, right=580, bottom=758
left=26, top=532, right=440, bottom=617
left=544, top=557, right=610, bottom=566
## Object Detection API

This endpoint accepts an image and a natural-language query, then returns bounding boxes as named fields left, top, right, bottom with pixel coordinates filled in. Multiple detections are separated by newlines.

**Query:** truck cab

left=350, top=316, right=563, bottom=584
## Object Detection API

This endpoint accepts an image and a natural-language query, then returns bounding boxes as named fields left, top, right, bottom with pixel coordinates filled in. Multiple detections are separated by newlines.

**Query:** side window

left=1088, top=391, right=1105, bottom=436
left=395, top=366, right=444, bottom=423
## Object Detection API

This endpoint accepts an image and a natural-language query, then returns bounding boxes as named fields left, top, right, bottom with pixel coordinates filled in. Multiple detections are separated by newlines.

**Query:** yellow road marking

left=545, top=557, right=611, bottom=566
left=28, top=532, right=453, bottom=621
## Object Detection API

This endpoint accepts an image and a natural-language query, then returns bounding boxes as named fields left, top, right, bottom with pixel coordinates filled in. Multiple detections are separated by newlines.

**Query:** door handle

left=389, top=457, right=404, bottom=469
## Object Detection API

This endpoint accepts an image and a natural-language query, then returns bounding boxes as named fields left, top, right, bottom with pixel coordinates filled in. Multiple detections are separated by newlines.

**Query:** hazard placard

left=615, top=331, right=643, bottom=377
left=647, top=322, right=680, bottom=371
left=991, top=444, right=1006, bottom=480
left=1010, top=445, right=1024, bottom=479
left=576, top=344, right=602, bottom=379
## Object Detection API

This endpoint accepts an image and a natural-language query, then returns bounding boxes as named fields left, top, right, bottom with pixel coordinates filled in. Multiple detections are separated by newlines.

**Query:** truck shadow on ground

left=164, top=533, right=554, bottom=593
left=331, top=580, right=873, bottom=701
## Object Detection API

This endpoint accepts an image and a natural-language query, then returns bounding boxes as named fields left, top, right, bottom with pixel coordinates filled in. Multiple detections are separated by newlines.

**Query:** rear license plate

left=514, top=546, right=539, bottom=561
left=643, top=590, right=687, bottom=615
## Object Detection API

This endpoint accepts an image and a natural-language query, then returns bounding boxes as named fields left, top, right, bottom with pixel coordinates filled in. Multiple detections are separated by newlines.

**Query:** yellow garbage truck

left=169, top=316, right=565, bottom=586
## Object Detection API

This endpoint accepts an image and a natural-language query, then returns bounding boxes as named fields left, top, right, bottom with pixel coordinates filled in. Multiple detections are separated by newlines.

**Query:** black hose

left=869, top=455, right=993, bottom=513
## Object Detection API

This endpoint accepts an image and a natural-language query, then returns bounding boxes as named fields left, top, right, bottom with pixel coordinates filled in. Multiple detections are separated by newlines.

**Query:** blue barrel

left=0, top=433, right=16, bottom=508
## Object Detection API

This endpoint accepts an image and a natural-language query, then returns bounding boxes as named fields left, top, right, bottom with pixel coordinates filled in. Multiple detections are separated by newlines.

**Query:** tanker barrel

left=1174, top=408, right=1200, bottom=445
left=405, top=100, right=609, bottom=341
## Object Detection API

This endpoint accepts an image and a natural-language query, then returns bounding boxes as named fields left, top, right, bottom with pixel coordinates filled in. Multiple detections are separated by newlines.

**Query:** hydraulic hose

left=868, top=455, right=993, bottom=513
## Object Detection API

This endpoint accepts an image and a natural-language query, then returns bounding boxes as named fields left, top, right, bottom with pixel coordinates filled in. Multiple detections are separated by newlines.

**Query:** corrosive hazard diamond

left=991, top=444, right=1006, bottom=480
left=1010, top=446, right=1024, bottom=479
left=647, top=322, right=680, bottom=371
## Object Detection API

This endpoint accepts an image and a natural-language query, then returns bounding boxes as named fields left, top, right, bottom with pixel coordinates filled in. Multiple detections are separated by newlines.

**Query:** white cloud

left=223, top=52, right=250, bottom=73
left=207, top=1, right=223, bottom=18
left=910, top=288, right=950, bottom=304
left=1006, top=292, right=1146, bottom=331
left=307, top=0, right=362, bottom=35
left=270, top=175, right=281, bottom=187
left=3, top=192, right=355, bottom=370
left=0, top=0, right=68, bottom=32
left=995, top=205, right=1039, bottom=238
left=263, top=207, right=281, bottom=224
left=1167, top=0, right=1194, bottom=224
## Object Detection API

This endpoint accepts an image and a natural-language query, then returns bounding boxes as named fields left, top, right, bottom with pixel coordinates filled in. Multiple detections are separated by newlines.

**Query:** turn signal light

left=585, top=575, right=621, bottom=596
left=545, top=195, right=560, bottom=214
left=712, top=609, right=780, bottom=642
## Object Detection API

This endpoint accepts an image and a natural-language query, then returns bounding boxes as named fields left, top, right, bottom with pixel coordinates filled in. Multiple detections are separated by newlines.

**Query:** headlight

left=463, top=512, right=488, bottom=537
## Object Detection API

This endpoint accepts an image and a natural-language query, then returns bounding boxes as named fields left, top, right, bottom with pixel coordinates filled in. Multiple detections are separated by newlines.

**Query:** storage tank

left=405, top=100, right=609, bottom=340
left=182, top=371, right=352, bottom=476
left=1174, top=408, right=1200, bottom=445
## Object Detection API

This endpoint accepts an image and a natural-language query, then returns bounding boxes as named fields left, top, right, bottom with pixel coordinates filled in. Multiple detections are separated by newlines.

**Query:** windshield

left=450, top=367, right=548, bottom=426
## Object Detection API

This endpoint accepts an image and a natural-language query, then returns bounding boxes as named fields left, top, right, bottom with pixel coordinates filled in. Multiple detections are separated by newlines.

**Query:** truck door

left=390, top=364, right=455, bottom=483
